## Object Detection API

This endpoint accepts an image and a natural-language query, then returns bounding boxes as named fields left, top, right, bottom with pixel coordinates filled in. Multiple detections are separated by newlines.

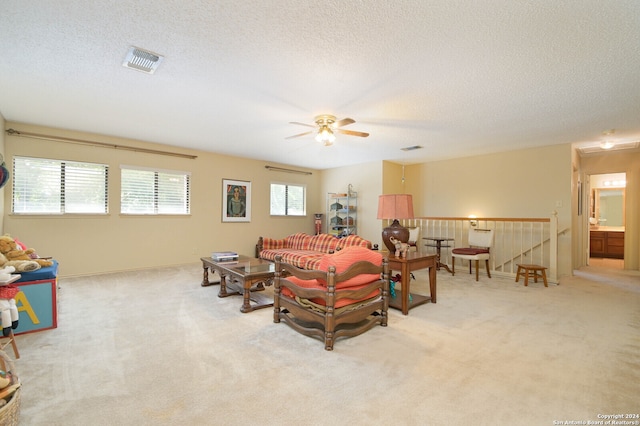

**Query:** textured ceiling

left=1, top=1, right=639, bottom=169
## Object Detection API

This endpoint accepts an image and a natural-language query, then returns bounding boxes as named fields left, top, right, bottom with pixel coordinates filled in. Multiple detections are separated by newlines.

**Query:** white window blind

left=270, top=183, right=306, bottom=216
left=12, top=156, right=108, bottom=214
left=121, top=166, right=190, bottom=214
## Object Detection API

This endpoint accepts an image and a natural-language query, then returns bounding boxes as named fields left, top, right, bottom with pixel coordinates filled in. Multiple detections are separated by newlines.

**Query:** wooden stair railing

left=395, top=213, right=559, bottom=282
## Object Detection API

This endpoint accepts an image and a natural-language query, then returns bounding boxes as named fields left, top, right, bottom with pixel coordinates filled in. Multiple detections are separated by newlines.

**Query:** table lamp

left=377, top=194, right=414, bottom=253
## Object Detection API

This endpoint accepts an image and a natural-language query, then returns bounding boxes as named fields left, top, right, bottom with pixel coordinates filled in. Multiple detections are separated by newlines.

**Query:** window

left=270, top=182, right=306, bottom=216
left=12, top=156, right=108, bottom=214
left=121, top=166, right=190, bottom=214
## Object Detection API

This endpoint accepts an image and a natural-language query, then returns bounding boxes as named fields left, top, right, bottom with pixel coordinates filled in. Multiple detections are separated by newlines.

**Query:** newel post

left=549, top=211, right=558, bottom=282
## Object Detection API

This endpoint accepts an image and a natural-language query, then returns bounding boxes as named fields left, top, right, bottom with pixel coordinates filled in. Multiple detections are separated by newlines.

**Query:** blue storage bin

left=11, top=260, right=59, bottom=335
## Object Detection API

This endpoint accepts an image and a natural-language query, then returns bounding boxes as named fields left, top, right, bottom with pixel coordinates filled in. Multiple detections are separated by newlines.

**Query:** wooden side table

left=515, top=264, right=548, bottom=287
left=422, top=236, right=454, bottom=273
left=386, top=252, right=437, bottom=315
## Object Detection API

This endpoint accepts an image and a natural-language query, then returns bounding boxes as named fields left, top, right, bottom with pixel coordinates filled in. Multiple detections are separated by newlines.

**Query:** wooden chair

left=407, top=226, right=420, bottom=252
left=273, top=252, right=390, bottom=351
left=0, top=330, right=19, bottom=359
left=452, top=229, right=494, bottom=281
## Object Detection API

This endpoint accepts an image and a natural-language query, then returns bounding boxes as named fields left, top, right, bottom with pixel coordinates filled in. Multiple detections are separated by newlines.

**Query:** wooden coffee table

left=200, top=256, right=276, bottom=313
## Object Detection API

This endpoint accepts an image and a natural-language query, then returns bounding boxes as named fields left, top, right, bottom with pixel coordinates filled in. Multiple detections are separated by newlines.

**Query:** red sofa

left=256, top=232, right=372, bottom=269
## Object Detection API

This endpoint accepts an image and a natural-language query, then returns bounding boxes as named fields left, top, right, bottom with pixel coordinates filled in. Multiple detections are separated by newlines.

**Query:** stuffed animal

left=0, top=252, right=40, bottom=273
left=0, top=265, right=19, bottom=337
left=389, top=236, right=409, bottom=258
left=0, top=235, right=52, bottom=267
left=0, top=267, right=12, bottom=282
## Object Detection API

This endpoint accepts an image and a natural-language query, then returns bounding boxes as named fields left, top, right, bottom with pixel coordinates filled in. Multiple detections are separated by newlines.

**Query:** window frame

left=120, top=165, right=191, bottom=215
left=270, top=181, right=307, bottom=217
left=11, top=156, right=109, bottom=215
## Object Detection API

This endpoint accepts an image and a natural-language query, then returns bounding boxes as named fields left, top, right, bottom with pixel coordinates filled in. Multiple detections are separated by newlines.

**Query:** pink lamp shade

left=377, top=194, right=414, bottom=253
left=377, top=194, right=414, bottom=220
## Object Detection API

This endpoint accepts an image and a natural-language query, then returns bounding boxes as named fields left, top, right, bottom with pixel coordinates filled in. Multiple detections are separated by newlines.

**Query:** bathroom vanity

left=589, top=227, right=624, bottom=259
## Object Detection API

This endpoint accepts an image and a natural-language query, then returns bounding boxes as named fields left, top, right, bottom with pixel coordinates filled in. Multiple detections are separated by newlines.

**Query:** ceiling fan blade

left=337, top=129, right=369, bottom=138
left=289, top=121, right=316, bottom=128
left=285, top=130, right=314, bottom=139
left=335, top=118, right=355, bottom=127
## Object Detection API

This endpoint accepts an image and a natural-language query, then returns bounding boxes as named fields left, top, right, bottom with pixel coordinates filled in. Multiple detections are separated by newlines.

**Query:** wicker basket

left=0, top=350, right=20, bottom=426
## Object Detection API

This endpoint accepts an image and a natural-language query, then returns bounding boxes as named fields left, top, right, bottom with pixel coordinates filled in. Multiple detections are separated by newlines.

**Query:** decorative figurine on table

left=389, top=236, right=409, bottom=258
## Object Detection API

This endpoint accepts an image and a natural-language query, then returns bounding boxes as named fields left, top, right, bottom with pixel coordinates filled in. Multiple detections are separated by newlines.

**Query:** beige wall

left=415, top=145, right=572, bottom=219
left=580, top=150, right=640, bottom=270
left=381, top=161, right=406, bottom=195
left=320, top=161, right=384, bottom=249
left=398, top=145, right=575, bottom=277
left=4, top=123, right=321, bottom=276
left=403, top=162, right=424, bottom=217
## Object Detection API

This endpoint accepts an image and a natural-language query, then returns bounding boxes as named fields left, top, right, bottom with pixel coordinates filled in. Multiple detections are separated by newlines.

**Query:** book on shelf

left=211, top=251, right=239, bottom=262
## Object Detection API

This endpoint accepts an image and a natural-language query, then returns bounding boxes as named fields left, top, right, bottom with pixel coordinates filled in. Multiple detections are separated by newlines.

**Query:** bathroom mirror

left=592, top=188, right=625, bottom=227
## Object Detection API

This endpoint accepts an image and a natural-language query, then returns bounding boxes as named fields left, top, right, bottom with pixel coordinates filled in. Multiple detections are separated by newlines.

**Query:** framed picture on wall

left=222, top=179, right=251, bottom=222
left=577, top=180, right=583, bottom=216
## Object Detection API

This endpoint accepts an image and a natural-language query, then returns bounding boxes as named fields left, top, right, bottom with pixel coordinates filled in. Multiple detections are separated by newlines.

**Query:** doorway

left=587, top=172, right=626, bottom=269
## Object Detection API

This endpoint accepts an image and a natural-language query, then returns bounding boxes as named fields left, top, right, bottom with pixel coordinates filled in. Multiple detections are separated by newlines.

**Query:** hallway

left=577, top=258, right=640, bottom=294
left=588, top=257, right=624, bottom=269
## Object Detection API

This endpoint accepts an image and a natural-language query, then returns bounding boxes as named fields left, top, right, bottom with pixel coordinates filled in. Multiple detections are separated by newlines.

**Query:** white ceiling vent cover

left=401, top=145, right=424, bottom=151
left=122, top=46, right=164, bottom=74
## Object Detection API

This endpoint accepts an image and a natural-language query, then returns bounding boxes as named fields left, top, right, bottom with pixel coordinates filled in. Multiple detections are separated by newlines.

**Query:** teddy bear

left=389, top=236, right=410, bottom=258
left=0, top=265, right=20, bottom=337
left=0, top=235, right=52, bottom=268
left=0, top=251, right=40, bottom=336
left=0, top=252, right=40, bottom=273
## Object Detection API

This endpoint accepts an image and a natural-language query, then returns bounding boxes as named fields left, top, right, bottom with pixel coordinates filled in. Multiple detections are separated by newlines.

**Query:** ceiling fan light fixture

left=286, top=114, right=367, bottom=144
left=315, top=126, right=335, bottom=145
left=600, top=141, right=615, bottom=150
left=600, top=129, right=616, bottom=150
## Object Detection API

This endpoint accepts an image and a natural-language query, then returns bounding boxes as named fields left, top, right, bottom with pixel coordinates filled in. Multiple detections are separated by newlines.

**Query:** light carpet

left=10, top=263, right=640, bottom=425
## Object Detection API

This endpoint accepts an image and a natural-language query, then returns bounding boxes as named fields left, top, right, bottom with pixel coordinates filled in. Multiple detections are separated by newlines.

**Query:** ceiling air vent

left=401, top=145, right=424, bottom=151
left=122, top=46, right=164, bottom=74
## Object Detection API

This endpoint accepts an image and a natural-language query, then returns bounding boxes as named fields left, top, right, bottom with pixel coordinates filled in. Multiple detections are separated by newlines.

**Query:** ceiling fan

left=285, top=114, right=369, bottom=146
